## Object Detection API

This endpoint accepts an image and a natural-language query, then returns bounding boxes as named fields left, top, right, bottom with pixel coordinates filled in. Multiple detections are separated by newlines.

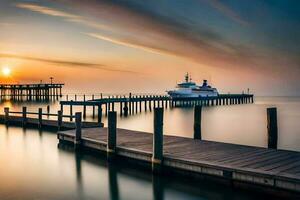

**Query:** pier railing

left=3, top=107, right=73, bottom=129
left=1, top=106, right=102, bottom=130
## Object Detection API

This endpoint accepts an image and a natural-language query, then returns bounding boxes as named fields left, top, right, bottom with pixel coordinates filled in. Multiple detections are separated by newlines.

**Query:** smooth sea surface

left=1, top=96, right=299, bottom=151
left=0, top=96, right=299, bottom=199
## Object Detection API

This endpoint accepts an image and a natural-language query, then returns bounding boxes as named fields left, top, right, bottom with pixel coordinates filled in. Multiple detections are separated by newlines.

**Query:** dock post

left=152, top=107, right=164, bottom=173
left=107, top=111, right=117, bottom=160
left=47, top=105, right=50, bottom=116
left=83, top=95, right=86, bottom=119
left=149, top=100, right=152, bottom=111
left=38, top=108, right=42, bottom=129
left=144, top=100, right=147, bottom=112
left=57, top=110, right=62, bottom=131
left=105, top=103, right=108, bottom=116
left=92, top=105, right=95, bottom=118
left=124, top=102, right=129, bottom=117
left=4, top=107, right=9, bottom=125
left=97, top=105, right=102, bottom=125
left=135, top=99, right=138, bottom=113
left=120, top=102, right=123, bottom=116
left=22, top=106, right=27, bottom=126
left=60, top=104, right=64, bottom=114
left=267, top=107, right=278, bottom=149
left=70, top=104, right=73, bottom=121
left=92, top=95, right=95, bottom=118
left=193, top=106, right=202, bottom=140
left=139, top=99, right=142, bottom=112
left=83, top=105, right=86, bottom=119
left=74, top=112, right=82, bottom=148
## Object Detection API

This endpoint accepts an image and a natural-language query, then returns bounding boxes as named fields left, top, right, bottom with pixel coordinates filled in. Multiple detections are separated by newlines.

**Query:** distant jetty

left=0, top=83, right=64, bottom=100
left=60, top=93, right=254, bottom=119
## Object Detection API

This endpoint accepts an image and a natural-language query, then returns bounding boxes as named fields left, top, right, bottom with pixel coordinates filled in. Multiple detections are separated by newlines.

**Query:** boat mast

left=185, top=73, right=189, bottom=83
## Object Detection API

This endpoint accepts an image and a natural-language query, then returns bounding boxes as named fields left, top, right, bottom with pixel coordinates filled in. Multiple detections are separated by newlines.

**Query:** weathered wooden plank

left=58, top=127, right=300, bottom=194
left=260, top=157, right=300, bottom=172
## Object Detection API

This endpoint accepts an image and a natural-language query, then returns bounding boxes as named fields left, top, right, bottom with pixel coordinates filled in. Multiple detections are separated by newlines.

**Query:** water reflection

left=0, top=126, right=284, bottom=199
left=152, top=174, right=163, bottom=200
left=55, top=142, right=277, bottom=200
left=108, top=163, right=120, bottom=200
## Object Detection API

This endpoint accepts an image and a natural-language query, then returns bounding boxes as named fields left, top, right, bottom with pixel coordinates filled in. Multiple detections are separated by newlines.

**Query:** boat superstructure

left=167, top=73, right=218, bottom=98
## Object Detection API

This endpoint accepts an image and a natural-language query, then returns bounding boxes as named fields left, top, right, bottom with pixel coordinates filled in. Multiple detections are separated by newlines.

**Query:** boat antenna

left=185, top=72, right=189, bottom=82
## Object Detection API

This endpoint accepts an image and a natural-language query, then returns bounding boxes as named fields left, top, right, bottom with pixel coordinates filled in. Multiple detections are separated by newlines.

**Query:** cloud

left=204, top=0, right=250, bottom=26
left=15, top=3, right=111, bottom=31
left=16, top=0, right=299, bottom=75
left=86, top=33, right=178, bottom=57
left=16, top=3, right=80, bottom=19
left=15, top=2, right=244, bottom=66
left=0, top=53, right=138, bottom=74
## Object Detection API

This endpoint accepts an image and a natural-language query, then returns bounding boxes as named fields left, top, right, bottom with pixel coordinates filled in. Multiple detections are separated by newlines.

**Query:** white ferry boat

left=167, top=73, right=218, bottom=98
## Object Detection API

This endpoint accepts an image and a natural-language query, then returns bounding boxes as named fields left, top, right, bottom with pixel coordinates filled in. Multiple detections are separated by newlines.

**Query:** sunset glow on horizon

left=0, top=0, right=300, bottom=95
left=2, top=66, right=11, bottom=77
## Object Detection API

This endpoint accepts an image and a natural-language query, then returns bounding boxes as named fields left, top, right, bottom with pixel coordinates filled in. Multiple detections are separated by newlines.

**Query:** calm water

left=0, top=126, right=277, bottom=200
left=1, top=96, right=299, bottom=151
left=0, top=96, right=298, bottom=199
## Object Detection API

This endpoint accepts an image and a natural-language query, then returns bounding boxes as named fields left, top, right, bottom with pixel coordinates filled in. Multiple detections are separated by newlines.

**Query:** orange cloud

left=0, top=53, right=138, bottom=74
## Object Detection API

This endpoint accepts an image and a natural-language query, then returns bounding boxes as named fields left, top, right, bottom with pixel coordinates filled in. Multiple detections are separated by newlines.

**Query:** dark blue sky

left=0, top=0, right=300, bottom=94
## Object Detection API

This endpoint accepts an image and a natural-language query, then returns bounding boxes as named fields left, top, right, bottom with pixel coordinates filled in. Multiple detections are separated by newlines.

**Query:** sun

left=2, top=66, right=11, bottom=77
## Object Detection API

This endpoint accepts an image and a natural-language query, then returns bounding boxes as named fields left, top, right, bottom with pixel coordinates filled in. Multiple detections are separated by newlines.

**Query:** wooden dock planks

left=58, top=127, right=300, bottom=193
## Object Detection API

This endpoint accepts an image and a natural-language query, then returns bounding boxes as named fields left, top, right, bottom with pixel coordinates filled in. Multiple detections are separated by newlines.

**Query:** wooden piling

left=152, top=107, right=164, bottom=172
left=193, top=106, right=202, bottom=140
left=124, top=102, right=129, bottom=117
left=120, top=102, right=123, bottom=116
left=92, top=105, right=95, bottom=118
left=267, top=107, right=278, bottom=149
left=47, top=105, right=50, bottom=114
left=70, top=105, right=73, bottom=121
left=139, top=99, right=142, bottom=112
left=57, top=110, right=62, bottom=131
left=83, top=104, right=86, bottom=119
left=107, top=111, right=117, bottom=158
left=97, top=105, right=102, bottom=125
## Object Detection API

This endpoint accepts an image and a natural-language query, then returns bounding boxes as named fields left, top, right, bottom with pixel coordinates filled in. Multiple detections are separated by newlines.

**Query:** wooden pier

left=0, top=107, right=102, bottom=131
left=0, top=83, right=64, bottom=100
left=60, top=93, right=254, bottom=118
left=57, top=107, right=300, bottom=196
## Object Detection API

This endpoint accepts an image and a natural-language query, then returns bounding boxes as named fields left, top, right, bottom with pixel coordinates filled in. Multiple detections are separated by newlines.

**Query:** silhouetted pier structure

left=0, top=106, right=102, bottom=130
left=60, top=93, right=254, bottom=119
left=0, top=83, right=64, bottom=100
left=57, top=107, right=300, bottom=196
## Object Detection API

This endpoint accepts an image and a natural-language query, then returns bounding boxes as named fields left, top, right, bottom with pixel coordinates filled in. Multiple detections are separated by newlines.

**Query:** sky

left=0, top=0, right=300, bottom=95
